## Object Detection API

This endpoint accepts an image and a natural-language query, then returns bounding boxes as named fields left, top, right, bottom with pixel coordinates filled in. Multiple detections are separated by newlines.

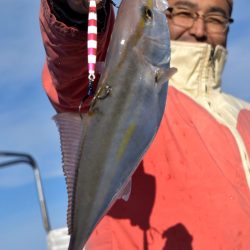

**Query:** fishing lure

left=79, top=0, right=97, bottom=111
left=87, top=0, right=97, bottom=95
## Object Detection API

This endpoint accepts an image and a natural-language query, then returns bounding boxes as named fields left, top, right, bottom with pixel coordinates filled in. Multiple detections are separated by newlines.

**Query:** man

left=40, top=0, right=250, bottom=249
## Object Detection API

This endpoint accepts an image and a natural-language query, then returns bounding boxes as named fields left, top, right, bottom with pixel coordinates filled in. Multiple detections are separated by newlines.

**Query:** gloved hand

left=49, top=0, right=108, bottom=30
left=67, top=0, right=105, bottom=14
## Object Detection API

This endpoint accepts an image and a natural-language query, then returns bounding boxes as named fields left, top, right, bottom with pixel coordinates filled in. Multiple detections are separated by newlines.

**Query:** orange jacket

left=40, top=1, right=250, bottom=249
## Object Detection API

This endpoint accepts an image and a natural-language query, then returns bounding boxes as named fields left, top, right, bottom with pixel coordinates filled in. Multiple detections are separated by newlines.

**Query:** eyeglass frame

left=166, top=6, right=234, bottom=33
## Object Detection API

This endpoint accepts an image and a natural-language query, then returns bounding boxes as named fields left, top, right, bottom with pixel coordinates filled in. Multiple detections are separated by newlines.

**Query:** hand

left=67, top=0, right=105, bottom=14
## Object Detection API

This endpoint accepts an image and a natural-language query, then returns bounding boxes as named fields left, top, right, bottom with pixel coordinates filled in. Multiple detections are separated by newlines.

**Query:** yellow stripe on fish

left=116, top=123, right=137, bottom=162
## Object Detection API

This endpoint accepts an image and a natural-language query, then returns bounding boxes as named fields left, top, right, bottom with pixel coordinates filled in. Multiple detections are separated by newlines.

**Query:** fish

left=54, top=0, right=175, bottom=249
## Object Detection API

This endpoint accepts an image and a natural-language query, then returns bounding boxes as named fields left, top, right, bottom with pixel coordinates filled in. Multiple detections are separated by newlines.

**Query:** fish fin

left=117, top=178, right=132, bottom=202
left=53, top=113, right=88, bottom=235
left=155, top=67, right=177, bottom=85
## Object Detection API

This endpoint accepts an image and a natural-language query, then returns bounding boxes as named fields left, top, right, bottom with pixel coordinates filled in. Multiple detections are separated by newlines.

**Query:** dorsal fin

left=53, top=113, right=88, bottom=235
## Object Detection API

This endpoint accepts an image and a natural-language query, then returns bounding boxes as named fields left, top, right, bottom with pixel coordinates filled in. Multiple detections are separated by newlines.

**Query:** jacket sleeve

left=39, top=0, right=115, bottom=113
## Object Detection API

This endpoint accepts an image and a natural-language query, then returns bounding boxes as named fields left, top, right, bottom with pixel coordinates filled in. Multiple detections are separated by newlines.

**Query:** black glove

left=48, top=0, right=109, bottom=31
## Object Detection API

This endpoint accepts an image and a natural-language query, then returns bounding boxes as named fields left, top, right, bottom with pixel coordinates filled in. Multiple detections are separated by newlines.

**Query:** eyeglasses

left=166, top=7, right=234, bottom=34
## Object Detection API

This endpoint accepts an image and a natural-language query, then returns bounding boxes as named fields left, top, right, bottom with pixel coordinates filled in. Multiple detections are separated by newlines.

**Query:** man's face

left=167, top=0, right=232, bottom=47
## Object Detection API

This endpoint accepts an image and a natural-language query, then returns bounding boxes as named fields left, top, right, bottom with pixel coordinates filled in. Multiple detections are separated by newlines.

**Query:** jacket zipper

left=209, top=48, right=216, bottom=82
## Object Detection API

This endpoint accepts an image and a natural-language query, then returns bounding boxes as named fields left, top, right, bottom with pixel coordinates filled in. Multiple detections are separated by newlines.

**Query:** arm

left=39, top=0, right=115, bottom=113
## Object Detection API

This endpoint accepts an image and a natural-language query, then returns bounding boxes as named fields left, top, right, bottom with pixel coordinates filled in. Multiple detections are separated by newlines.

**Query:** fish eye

left=142, top=6, right=153, bottom=21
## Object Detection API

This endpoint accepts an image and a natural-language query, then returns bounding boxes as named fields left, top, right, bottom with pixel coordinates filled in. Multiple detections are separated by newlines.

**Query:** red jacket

left=40, top=1, right=250, bottom=249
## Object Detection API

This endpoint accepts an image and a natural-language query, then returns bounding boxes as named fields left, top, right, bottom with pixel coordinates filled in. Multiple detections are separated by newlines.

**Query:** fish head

left=103, top=0, right=171, bottom=72
left=135, top=0, right=171, bottom=68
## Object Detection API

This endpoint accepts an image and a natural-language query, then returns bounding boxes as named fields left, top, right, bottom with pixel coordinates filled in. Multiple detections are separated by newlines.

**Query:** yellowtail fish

left=54, top=0, right=175, bottom=249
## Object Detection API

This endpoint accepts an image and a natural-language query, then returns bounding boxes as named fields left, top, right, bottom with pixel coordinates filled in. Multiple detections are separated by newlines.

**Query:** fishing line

left=110, top=0, right=120, bottom=8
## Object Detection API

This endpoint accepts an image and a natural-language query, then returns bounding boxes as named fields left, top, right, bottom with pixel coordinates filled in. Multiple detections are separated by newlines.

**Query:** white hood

left=170, top=41, right=227, bottom=96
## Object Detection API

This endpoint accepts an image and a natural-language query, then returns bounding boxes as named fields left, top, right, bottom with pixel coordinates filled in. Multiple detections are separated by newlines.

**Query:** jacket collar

left=170, top=41, right=227, bottom=97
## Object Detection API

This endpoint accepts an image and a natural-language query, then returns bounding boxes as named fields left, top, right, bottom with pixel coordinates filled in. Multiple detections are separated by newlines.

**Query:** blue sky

left=0, top=1, right=249, bottom=249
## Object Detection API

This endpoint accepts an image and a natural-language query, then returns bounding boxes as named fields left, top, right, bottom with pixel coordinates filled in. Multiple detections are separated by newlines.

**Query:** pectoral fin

left=117, top=178, right=132, bottom=202
left=155, top=67, right=177, bottom=85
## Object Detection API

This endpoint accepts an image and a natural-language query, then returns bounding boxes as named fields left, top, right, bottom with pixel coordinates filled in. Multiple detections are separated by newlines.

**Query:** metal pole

left=0, top=151, right=51, bottom=232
